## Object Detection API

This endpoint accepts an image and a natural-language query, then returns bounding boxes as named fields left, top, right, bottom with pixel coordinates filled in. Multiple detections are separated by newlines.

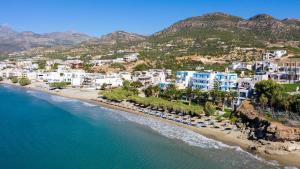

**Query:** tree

left=163, top=84, right=180, bottom=100
left=144, top=86, right=153, bottom=97
left=122, top=80, right=131, bottom=91
left=210, top=89, right=222, bottom=106
left=130, top=81, right=143, bottom=88
left=227, top=90, right=238, bottom=107
left=83, top=62, right=93, bottom=73
left=144, top=85, right=161, bottom=97
left=259, top=94, right=268, bottom=113
left=255, top=80, right=283, bottom=102
left=133, top=63, right=150, bottom=71
left=289, top=94, right=300, bottom=115
left=219, top=91, right=228, bottom=111
left=0, top=76, right=3, bottom=81
left=100, top=83, right=108, bottom=90
left=37, top=60, right=46, bottom=69
left=194, top=90, right=210, bottom=105
left=52, top=63, right=59, bottom=70
left=152, top=85, right=160, bottom=97
left=19, top=77, right=31, bottom=86
left=10, top=77, right=18, bottom=83
left=204, top=102, right=216, bottom=116
left=110, top=63, right=126, bottom=70
left=50, top=82, right=68, bottom=89
left=183, top=88, right=194, bottom=105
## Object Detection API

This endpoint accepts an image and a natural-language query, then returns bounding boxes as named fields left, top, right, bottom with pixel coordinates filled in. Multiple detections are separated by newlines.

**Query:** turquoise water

left=0, top=85, right=279, bottom=169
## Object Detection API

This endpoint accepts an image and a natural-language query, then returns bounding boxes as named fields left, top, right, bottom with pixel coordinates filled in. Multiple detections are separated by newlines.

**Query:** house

left=236, top=73, right=268, bottom=105
left=95, top=74, right=123, bottom=89
left=175, top=71, right=195, bottom=89
left=123, top=53, right=139, bottom=62
left=191, top=72, right=215, bottom=90
left=263, top=50, right=287, bottom=60
left=191, top=72, right=237, bottom=91
left=268, top=62, right=300, bottom=83
left=229, top=62, right=253, bottom=71
left=132, top=69, right=167, bottom=88
left=215, top=72, right=238, bottom=91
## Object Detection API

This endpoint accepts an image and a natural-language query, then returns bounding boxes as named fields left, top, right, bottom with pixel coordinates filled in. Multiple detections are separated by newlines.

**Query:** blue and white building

left=191, top=72, right=215, bottom=90
left=215, top=72, right=238, bottom=91
left=190, top=72, right=237, bottom=91
left=175, top=71, right=195, bottom=89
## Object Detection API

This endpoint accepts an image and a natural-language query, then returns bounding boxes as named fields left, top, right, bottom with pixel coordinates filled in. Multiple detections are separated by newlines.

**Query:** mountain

left=88, top=31, right=146, bottom=46
left=153, top=12, right=300, bottom=43
left=3, top=12, right=300, bottom=60
left=0, top=26, right=94, bottom=54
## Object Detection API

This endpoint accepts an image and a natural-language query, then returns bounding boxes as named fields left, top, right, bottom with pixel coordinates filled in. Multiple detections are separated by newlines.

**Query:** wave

left=49, top=95, right=77, bottom=103
left=81, top=102, right=97, bottom=107
left=112, top=110, right=280, bottom=167
left=19, top=88, right=285, bottom=168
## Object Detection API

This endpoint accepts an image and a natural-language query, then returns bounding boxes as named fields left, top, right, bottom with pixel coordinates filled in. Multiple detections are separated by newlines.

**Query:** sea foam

left=111, top=110, right=280, bottom=167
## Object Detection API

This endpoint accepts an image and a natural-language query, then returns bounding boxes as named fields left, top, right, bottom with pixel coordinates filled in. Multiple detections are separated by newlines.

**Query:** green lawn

left=282, top=83, right=300, bottom=92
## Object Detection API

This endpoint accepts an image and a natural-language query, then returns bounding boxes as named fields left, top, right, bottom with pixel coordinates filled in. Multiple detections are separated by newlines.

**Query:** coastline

left=1, top=81, right=300, bottom=168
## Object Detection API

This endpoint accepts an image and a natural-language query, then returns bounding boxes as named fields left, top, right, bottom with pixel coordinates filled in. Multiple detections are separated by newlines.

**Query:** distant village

left=0, top=49, right=299, bottom=107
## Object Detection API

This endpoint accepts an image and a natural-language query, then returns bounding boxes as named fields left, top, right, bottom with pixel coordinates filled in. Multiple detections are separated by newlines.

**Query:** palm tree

left=152, top=85, right=161, bottom=97
left=184, top=88, right=194, bottom=105
left=228, top=91, right=238, bottom=104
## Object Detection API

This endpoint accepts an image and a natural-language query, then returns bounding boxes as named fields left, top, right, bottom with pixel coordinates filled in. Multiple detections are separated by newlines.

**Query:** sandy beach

left=1, top=80, right=300, bottom=168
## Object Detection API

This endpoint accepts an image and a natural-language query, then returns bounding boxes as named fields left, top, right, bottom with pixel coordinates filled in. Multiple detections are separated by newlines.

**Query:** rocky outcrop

left=236, top=100, right=300, bottom=141
left=267, top=122, right=300, bottom=141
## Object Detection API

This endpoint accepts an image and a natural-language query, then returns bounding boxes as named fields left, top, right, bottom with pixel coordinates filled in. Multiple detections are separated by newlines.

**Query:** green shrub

left=110, top=63, right=126, bottom=70
left=204, top=102, right=216, bottom=116
left=133, top=63, right=150, bottom=71
left=19, top=77, right=31, bottom=86
left=230, top=116, right=238, bottom=123
left=50, top=82, right=69, bottom=89
left=11, top=77, right=18, bottom=83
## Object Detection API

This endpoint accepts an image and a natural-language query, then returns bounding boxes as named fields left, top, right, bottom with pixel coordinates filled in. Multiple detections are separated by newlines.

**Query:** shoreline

left=1, top=81, right=300, bottom=168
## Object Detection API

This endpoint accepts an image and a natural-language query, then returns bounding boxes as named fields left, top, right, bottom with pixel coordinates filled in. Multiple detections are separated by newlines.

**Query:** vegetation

left=83, top=62, right=93, bottom=73
left=255, top=80, right=300, bottom=116
left=0, top=76, right=3, bottom=81
left=282, top=83, right=300, bottom=93
left=204, top=102, right=216, bottom=116
left=10, top=77, right=18, bottom=83
left=143, top=85, right=160, bottom=97
left=133, top=63, right=150, bottom=71
left=100, top=88, right=134, bottom=101
left=129, top=95, right=204, bottom=116
left=50, top=82, right=69, bottom=89
left=100, top=80, right=239, bottom=118
left=130, top=81, right=143, bottom=88
left=37, top=60, right=46, bottom=69
left=110, top=63, right=126, bottom=70
left=100, top=83, right=108, bottom=90
left=18, top=77, right=31, bottom=86
left=51, top=63, right=59, bottom=70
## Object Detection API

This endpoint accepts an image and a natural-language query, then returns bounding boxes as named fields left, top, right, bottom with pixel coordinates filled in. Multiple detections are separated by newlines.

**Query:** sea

left=0, top=84, right=291, bottom=169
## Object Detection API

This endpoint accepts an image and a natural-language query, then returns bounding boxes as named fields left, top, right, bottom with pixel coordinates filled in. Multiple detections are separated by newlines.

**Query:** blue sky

left=0, top=0, right=299, bottom=36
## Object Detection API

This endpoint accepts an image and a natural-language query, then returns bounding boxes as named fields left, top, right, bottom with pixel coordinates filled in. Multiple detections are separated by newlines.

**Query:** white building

left=95, top=74, right=123, bottom=89
left=175, top=71, right=195, bottom=89
left=132, top=69, right=167, bottom=87
left=229, top=62, right=253, bottom=71
left=263, top=50, right=287, bottom=60
left=123, top=53, right=139, bottom=62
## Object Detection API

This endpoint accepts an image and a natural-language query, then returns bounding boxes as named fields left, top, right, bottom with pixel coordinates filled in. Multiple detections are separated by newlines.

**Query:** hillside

left=0, top=25, right=94, bottom=54
left=94, top=31, right=146, bottom=45
left=4, top=12, right=300, bottom=67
